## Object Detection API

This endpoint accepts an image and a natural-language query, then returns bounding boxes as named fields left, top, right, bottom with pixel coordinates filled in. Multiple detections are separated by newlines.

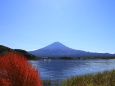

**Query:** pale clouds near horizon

left=28, top=49, right=38, bottom=51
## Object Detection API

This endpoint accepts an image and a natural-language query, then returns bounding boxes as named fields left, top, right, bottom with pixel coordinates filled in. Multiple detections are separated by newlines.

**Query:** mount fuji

left=29, top=42, right=115, bottom=58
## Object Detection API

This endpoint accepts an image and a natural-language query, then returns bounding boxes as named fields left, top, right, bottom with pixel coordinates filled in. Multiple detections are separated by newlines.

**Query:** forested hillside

left=0, top=45, right=40, bottom=60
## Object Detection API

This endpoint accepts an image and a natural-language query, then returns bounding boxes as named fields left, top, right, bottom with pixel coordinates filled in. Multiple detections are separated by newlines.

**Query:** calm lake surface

left=30, top=59, right=115, bottom=81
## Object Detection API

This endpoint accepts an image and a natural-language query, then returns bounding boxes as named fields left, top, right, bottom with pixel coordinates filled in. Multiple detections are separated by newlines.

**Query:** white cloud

left=31, top=49, right=38, bottom=51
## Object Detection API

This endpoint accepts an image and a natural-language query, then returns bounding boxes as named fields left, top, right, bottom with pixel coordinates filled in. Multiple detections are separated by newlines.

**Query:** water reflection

left=30, top=59, right=115, bottom=81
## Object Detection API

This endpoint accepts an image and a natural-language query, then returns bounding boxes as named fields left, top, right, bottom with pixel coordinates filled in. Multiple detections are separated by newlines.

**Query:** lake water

left=30, top=59, right=115, bottom=81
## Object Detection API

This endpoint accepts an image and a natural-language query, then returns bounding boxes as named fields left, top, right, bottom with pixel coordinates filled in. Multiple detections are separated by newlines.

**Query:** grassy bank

left=63, top=70, right=115, bottom=86
left=43, top=70, right=115, bottom=86
left=43, top=79, right=61, bottom=86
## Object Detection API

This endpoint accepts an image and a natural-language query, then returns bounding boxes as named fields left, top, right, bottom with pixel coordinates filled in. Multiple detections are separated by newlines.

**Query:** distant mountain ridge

left=29, top=42, right=115, bottom=58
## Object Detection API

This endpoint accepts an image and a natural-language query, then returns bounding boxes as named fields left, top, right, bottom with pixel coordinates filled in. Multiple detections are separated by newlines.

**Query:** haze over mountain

left=29, top=42, right=115, bottom=58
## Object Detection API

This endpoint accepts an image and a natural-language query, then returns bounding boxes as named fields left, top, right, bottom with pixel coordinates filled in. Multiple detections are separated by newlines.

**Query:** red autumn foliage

left=0, top=52, right=42, bottom=86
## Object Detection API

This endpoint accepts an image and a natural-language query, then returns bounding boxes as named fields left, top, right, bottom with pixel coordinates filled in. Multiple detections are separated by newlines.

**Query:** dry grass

left=62, top=70, right=115, bottom=86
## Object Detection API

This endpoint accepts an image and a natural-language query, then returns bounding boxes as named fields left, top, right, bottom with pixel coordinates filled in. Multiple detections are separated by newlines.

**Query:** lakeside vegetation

left=62, top=70, right=115, bottom=86
left=58, top=56, right=115, bottom=60
left=43, top=70, right=115, bottom=86
left=0, top=52, right=42, bottom=86
left=41, top=56, right=115, bottom=60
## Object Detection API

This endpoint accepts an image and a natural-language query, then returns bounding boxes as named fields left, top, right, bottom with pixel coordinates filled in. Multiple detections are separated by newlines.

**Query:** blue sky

left=0, top=0, right=115, bottom=53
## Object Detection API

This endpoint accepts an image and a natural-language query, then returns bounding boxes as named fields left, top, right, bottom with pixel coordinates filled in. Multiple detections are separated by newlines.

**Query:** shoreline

left=43, top=70, right=115, bottom=86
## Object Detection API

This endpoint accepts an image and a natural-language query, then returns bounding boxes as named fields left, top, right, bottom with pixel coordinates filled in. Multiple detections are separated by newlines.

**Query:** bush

left=0, top=52, right=42, bottom=86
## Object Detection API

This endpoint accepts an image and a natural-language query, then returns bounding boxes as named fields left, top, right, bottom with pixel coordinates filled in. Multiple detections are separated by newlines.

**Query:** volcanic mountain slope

left=29, top=42, right=115, bottom=58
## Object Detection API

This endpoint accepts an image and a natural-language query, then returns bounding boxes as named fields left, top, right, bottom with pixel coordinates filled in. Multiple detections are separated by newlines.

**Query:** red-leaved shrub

left=0, top=52, right=42, bottom=86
